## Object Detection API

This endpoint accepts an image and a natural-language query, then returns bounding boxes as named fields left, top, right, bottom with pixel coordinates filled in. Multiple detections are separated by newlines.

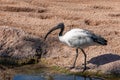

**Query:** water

left=13, top=74, right=102, bottom=80
left=0, top=65, right=103, bottom=80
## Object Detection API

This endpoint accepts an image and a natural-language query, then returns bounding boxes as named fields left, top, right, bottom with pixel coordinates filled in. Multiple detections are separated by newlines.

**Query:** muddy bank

left=0, top=63, right=120, bottom=80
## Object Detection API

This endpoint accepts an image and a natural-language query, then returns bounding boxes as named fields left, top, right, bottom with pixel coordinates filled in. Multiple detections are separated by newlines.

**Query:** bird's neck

left=59, top=26, right=64, bottom=36
left=58, top=25, right=65, bottom=43
left=58, top=27, right=65, bottom=43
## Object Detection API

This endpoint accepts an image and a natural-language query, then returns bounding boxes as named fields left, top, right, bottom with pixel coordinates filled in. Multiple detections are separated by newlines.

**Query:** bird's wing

left=81, top=29, right=107, bottom=45
left=65, top=29, right=107, bottom=47
left=66, top=29, right=94, bottom=48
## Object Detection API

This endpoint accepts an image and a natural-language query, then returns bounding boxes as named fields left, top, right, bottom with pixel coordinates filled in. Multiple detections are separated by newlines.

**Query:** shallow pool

left=13, top=74, right=102, bottom=80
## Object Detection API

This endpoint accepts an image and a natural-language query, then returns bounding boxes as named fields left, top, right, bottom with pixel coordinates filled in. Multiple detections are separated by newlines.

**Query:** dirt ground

left=0, top=0, right=120, bottom=73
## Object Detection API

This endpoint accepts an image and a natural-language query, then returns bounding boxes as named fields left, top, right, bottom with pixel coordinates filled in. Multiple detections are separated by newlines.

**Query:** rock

left=98, top=60, right=120, bottom=74
left=87, top=54, right=120, bottom=75
left=0, top=26, right=46, bottom=65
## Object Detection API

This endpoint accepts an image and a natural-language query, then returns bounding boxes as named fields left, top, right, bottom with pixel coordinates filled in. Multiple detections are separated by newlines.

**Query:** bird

left=44, top=23, right=107, bottom=72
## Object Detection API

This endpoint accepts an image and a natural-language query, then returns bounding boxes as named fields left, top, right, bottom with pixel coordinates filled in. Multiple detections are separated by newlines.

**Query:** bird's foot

left=81, top=66, right=90, bottom=73
left=69, top=66, right=75, bottom=69
left=65, top=66, right=75, bottom=70
left=82, top=68, right=87, bottom=73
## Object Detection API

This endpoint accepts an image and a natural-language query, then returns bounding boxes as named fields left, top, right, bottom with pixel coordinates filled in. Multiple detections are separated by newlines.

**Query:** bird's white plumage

left=59, top=28, right=97, bottom=48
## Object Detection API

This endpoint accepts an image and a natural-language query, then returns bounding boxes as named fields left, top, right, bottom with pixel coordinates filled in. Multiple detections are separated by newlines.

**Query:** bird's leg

left=70, top=48, right=79, bottom=69
left=80, top=49, right=87, bottom=72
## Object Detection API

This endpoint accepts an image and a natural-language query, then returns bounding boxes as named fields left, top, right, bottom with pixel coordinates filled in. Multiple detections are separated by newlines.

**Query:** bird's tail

left=91, top=35, right=107, bottom=45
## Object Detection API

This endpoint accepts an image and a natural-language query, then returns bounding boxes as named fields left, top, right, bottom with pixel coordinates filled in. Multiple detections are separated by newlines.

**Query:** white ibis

left=44, top=23, right=107, bottom=72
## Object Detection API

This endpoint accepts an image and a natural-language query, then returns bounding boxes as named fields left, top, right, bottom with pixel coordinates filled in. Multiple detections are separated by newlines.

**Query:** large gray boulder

left=0, top=26, right=46, bottom=65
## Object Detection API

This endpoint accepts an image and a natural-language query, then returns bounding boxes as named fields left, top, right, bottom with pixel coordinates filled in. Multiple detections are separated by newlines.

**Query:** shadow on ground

left=88, top=53, right=120, bottom=66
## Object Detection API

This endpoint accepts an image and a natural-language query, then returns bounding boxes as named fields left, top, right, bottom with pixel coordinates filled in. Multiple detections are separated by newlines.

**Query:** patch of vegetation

left=49, top=66, right=70, bottom=74
left=40, top=58, right=120, bottom=80
left=3, top=58, right=117, bottom=80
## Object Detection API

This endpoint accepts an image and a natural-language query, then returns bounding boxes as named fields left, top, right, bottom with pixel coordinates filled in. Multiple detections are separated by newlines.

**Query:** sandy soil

left=0, top=0, right=120, bottom=73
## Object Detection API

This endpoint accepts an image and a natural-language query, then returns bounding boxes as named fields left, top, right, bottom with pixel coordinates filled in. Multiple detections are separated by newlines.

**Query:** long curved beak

left=44, top=26, right=59, bottom=40
left=44, top=23, right=64, bottom=40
